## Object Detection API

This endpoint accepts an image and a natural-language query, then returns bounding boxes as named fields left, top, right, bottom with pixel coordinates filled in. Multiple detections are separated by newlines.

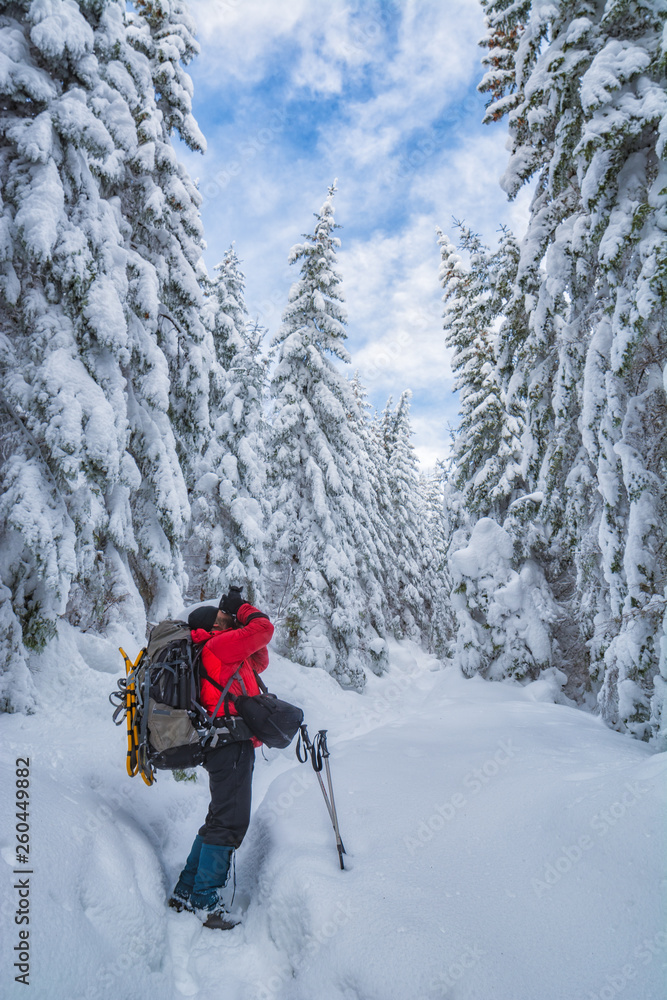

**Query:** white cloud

left=340, top=214, right=459, bottom=467
left=411, top=128, right=533, bottom=244
left=190, top=0, right=375, bottom=90
left=313, top=0, right=485, bottom=171
left=180, top=0, right=530, bottom=467
left=341, top=215, right=452, bottom=394
left=412, top=412, right=454, bottom=471
left=190, top=0, right=484, bottom=112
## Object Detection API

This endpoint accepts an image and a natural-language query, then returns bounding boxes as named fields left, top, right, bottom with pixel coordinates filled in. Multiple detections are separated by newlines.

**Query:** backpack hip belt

left=204, top=715, right=253, bottom=748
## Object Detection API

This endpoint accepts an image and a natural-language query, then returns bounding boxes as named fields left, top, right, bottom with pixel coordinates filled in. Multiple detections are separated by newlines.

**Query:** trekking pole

left=297, top=725, right=333, bottom=823
left=296, top=725, right=346, bottom=869
left=315, top=730, right=346, bottom=870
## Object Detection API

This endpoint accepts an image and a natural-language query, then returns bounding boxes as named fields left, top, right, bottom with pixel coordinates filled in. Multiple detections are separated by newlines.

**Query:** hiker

left=168, top=589, right=274, bottom=929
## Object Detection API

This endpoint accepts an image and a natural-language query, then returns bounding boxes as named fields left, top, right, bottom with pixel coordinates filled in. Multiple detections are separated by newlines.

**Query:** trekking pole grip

left=296, top=724, right=311, bottom=763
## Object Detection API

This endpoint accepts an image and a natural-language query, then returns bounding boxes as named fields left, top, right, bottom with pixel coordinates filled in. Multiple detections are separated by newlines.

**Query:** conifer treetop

left=274, top=180, right=349, bottom=365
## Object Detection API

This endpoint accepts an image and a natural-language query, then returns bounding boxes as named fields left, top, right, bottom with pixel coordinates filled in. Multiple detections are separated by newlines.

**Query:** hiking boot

left=202, top=908, right=239, bottom=931
left=168, top=889, right=194, bottom=913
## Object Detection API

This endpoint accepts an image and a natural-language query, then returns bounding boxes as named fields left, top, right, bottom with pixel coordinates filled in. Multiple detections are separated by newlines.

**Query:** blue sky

left=179, top=0, right=531, bottom=468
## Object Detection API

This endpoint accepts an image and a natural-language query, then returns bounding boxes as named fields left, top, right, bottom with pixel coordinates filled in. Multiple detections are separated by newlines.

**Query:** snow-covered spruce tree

left=0, top=0, right=207, bottom=709
left=380, top=396, right=450, bottom=656
left=0, top=392, right=76, bottom=710
left=125, top=0, right=211, bottom=474
left=418, top=462, right=451, bottom=657
left=345, top=373, right=392, bottom=669
left=438, top=225, right=526, bottom=522
left=439, top=224, right=556, bottom=680
left=187, top=249, right=269, bottom=605
left=128, top=0, right=204, bottom=152
left=478, top=0, right=667, bottom=738
left=267, top=185, right=387, bottom=687
left=439, top=458, right=471, bottom=654
left=367, top=406, right=400, bottom=601
left=381, top=391, right=431, bottom=641
left=449, top=516, right=557, bottom=682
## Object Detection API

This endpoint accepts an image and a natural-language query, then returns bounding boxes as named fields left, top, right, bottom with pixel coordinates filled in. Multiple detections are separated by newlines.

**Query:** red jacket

left=192, top=604, right=274, bottom=732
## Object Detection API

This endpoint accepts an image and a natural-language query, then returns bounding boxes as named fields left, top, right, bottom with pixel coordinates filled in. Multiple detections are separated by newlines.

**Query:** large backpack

left=111, top=620, right=252, bottom=782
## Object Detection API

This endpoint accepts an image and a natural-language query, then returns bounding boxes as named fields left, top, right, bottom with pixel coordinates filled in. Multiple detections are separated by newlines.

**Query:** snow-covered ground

left=1, top=625, right=665, bottom=1000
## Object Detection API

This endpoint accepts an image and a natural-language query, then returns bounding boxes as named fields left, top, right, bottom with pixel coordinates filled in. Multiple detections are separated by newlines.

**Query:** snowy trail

left=1, top=627, right=665, bottom=999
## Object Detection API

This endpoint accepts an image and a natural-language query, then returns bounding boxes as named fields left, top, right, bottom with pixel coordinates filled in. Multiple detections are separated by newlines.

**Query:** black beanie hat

left=188, top=605, right=219, bottom=631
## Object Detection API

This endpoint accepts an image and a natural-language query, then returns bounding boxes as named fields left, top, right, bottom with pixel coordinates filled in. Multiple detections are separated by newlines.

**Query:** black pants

left=198, top=740, right=255, bottom=847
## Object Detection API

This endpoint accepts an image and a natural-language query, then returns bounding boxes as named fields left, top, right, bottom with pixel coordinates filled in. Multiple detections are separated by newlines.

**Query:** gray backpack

left=112, top=620, right=251, bottom=775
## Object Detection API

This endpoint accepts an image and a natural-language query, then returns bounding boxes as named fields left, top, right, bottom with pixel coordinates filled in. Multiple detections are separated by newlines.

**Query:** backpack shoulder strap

left=206, top=664, right=245, bottom=724
left=254, top=670, right=268, bottom=694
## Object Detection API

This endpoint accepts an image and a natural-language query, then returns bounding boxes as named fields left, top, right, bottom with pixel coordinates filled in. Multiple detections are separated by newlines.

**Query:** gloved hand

left=219, top=586, right=244, bottom=616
